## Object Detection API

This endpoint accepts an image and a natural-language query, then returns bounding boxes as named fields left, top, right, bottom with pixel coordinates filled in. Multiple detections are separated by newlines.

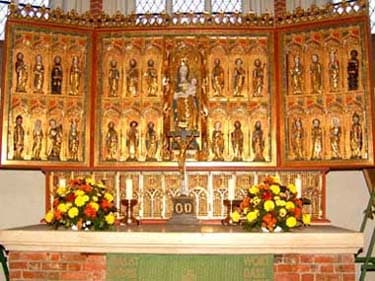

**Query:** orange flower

left=240, top=196, right=250, bottom=209
left=84, top=205, right=97, bottom=218
left=262, top=213, right=277, bottom=229
left=54, top=210, right=62, bottom=221
left=80, top=184, right=93, bottom=193
left=100, top=199, right=113, bottom=210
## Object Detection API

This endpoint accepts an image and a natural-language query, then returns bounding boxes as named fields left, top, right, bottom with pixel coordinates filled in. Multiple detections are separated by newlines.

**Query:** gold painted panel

left=280, top=21, right=374, bottom=167
left=95, top=33, right=276, bottom=167
left=1, top=23, right=92, bottom=167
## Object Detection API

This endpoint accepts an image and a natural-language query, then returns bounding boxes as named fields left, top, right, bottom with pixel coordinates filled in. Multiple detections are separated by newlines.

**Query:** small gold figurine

left=105, top=121, right=119, bottom=161
left=211, top=121, right=225, bottom=161
left=13, top=115, right=25, bottom=160
left=231, top=120, right=244, bottom=161
left=31, top=119, right=43, bottom=160
left=15, top=52, right=28, bottom=93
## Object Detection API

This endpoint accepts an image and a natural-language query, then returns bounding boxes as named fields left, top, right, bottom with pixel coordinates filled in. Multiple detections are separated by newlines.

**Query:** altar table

left=0, top=224, right=362, bottom=281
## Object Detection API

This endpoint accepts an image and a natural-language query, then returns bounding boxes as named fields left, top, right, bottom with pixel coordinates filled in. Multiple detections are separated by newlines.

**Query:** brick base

left=7, top=252, right=356, bottom=281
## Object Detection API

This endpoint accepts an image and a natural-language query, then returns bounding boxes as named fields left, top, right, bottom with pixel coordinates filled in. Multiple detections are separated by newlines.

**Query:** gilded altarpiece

left=1, top=3, right=374, bottom=222
left=0, top=22, right=92, bottom=167
left=95, top=33, right=276, bottom=166
left=280, top=20, right=374, bottom=167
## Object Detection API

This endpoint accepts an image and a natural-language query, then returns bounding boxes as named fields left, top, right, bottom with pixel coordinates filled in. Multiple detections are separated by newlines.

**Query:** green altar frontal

left=107, top=254, right=274, bottom=281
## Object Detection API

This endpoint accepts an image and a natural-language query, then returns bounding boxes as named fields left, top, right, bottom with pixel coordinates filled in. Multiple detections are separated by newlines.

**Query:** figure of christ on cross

left=173, top=133, right=196, bottom=196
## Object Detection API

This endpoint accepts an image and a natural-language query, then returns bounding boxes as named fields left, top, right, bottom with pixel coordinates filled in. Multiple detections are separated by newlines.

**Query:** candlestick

left=295, top=175, right=302, bottom=198
left=228, top=178, right=235, bottom=200
left=125, top=177, right=133, bottom=200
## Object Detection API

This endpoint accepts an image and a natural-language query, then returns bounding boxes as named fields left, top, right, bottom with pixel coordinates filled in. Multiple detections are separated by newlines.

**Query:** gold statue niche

left=162, top=45, right=209, bottom=161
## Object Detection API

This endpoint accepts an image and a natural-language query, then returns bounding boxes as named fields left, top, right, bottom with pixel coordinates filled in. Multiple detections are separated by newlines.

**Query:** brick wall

left=9, top=252, right=106, bottom=281
left=274, top=254, right=356, bottom=281
left=7, top=251, right=356, bottom=281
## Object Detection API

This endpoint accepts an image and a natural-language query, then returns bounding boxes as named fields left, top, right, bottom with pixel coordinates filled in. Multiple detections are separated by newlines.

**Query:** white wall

left=0, top=170, right=45, bottom=229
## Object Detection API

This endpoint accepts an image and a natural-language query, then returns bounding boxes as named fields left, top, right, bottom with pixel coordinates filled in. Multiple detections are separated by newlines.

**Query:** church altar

left=0, top=224, right=362, bottom=280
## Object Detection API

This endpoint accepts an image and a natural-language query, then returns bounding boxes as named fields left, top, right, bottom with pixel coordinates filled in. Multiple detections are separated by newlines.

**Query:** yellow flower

left=104, top=193, right=114, bottom=202
left=230, top=211, right=241, bottom=223
left=246, top=211, right=258, bottom=222
left=44, top=210, right=54, bottom=223
left=279, top=208, right=287, bottom=217
left=249, top=185, right=259, bottom=194
left=302, top=214, right=311, bottom=225
left=270, top=184, right=280, bottom=195
left=75, top=190, right=85, bottom=196
left=285, top=201, right=295, bottom=210
left=97, top=182, right=105, bottom=188
left=86, top=177, right=95, bottom=185
left=286, top=216, right=297, bottom=228
left=57, top=203, right=68, bottom=213
left=272, top=176, right=281, bottom=184
left=252, top=196, right=261, bottom=206
left=75, top=195, right=86, bottom=207
left=68, top=207, right=79, bottom=218
left=90, top=202, right=99, bottom=211
left=287, top=184, right=297, bottom=194
left=56, top=186, right=67, bottom=197
left=264, top=200, right=275, bottom=212
left=105, top=213, right=116, bottom=224
left=275, top=199, right=286, bottom=207
left=83, top=195, right=89, bottom=203
left=92, top=196, right=98, bottom=202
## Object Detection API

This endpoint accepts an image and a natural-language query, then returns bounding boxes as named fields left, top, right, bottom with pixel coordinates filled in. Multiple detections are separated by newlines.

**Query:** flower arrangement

left=231, top=176, right=311, bottom=232
left=43, top=177, right=117, bottom=231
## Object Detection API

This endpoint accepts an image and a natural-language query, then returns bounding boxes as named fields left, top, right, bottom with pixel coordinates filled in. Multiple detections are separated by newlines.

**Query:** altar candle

left=115, top=172, right=120, bottom=212
left=295, top=175, right=302, bottom=198
left=253, top=172, right=258, bottom=185
left=58, top=178, right=66, bottom=188
left=228, top=178, right=235, bottom=200
left=125, top=177, right=133, bottom=200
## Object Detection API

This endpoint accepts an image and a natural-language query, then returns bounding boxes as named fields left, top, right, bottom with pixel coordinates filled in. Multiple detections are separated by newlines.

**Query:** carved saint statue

left=145, top=121, right=158, bottom=161
left=211, top=121, right=225, bottom=161
left=290, top=55, right=303, bottom=94
left=233, top=58, right=245, bottom=97
left=173, top=59, right=199, bottom=131
left=13, top=115, right=25, bottom=160
left=231, top=120, right=244, bottom=161
left=31, top=119, right=43, bottom=160
left=15, top=52, right=28, bottom=92
left=127, top=58, right=139, bottom=97
left=347, top=49, right=359, bottom=91
left=310, top=54, right=322, bottom=94
left=350, top=112, right=363, bottom=159
left=51, top=56, right=63, bottom=95
left=108, top=60, right=120, bottom=97
left=211, top=58, right=224, bottom=97
left=69, top=56, right=81, bottom=96
left=127, top=120, right=139, bottom=161
left=105, top=121, right=118, bottom=161
left=252, top=120, right=265, bottom=161
left=68, top=119, right=79, bottom=161
left=311, top=118, right=323, bottom=160
left=328, top=49, right=340, bottom=91
left=33, top=54, right=44, bottom=93
left=329, top=117, right=342, bottom=160
left=252, top=59, right=265, bottom=97
left=291, top=117, right=304, bottom=160
left=144, top=59, right=158, bottom=97
left=47, top=119, right=63, bottom=161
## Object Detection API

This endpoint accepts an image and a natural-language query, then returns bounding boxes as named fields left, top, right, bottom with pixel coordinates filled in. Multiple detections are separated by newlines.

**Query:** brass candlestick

left=121, top=199, right=140, bottom=225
